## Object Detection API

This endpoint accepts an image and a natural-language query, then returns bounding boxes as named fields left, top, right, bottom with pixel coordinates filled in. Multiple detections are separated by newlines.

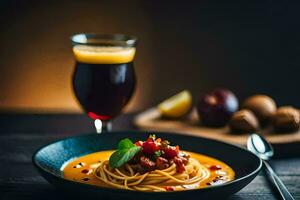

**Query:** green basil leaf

left=118, top=138, right=135, bottom=150
left=109, top=146, right=141, bottom=168
left=154, top=150, right=162, bottom=157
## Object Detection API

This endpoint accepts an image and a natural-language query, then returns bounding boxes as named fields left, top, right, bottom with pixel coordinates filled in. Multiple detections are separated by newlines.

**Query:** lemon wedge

left=158, top=90, right=192, bottom=118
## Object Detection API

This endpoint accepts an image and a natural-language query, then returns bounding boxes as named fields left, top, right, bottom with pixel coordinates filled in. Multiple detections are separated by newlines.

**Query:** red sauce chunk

left=173, top=157, right=185, bottom=173
left=164, top=186, right=175, bottom=191
left=140, top=156, right=156, bottom=170
left=81, top=169, right=92, bottom=174
left=135, top=141, right=143, bottom=147
left=129, top=135, right=190, bottom=174
left=209, top=165, right=222, bottom=171
left=163, top=146, right=179, bottom=159
left=142, top=139, right=160, bottom=155
left=156, top=157, right=169, bottom=170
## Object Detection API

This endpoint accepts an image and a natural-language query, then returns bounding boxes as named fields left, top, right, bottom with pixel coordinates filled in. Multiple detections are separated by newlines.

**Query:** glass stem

left=94, top=119, right=112, bottom=133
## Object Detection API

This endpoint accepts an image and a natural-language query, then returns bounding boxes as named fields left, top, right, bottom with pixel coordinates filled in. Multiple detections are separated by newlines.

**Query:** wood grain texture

left=0, top=114, right=299, bottom=200
left=134, top=108, right=300, bottom=145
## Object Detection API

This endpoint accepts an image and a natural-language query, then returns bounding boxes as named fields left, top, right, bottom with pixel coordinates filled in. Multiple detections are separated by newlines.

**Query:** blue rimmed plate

left=33, top=131, right=262, bottom=199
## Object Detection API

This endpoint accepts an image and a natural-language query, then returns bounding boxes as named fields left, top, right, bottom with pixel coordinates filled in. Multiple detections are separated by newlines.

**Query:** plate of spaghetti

left=33, top=131, right=262, bottom=199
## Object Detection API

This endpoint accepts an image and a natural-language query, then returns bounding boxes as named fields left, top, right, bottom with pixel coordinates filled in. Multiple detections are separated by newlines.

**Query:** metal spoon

left=247, top=133, right=294, bottom=200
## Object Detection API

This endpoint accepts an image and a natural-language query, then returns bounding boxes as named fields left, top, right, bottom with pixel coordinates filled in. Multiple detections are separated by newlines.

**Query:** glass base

left=94, top=119, right=112, bottom=133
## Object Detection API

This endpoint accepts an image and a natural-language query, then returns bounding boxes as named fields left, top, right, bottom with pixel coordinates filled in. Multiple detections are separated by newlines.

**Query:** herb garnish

left=149, top=134, right=156, bottom=140
left=109, top=138, right=141, bottom=168
left=154, top=150, right=162, bottom=158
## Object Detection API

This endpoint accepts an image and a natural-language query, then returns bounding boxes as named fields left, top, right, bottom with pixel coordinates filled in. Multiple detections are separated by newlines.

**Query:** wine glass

left=71, top=33, right=137, bottom=133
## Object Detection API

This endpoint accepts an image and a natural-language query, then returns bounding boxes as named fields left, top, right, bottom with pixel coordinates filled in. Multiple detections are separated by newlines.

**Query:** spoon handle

left=263, top=161, right=294, bottom=200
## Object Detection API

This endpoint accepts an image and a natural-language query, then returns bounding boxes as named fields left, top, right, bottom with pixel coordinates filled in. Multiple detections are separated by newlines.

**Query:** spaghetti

left=94, top=157, right=210, bottom=191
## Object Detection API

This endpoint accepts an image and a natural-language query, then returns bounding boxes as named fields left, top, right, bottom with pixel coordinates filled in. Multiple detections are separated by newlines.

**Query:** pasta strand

left=93, top=158, right=210, bottom=192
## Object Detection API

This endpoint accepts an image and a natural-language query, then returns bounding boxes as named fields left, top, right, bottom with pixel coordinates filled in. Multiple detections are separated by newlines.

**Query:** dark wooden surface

left=0, top=114, right=299, bottom=200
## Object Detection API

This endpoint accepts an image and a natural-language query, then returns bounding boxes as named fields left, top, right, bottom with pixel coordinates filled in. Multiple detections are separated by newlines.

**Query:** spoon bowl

left=247, top=133, right=274, bottom=160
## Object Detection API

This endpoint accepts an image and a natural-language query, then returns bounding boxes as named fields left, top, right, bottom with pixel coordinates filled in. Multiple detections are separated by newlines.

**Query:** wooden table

left=0, top=114, right=299, bottom=200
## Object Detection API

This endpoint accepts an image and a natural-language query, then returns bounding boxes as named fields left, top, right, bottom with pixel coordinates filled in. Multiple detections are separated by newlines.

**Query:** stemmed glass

left=71, top=33, right=137, bottom=133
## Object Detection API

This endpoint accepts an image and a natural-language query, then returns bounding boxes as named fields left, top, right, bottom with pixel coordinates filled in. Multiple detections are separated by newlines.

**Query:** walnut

left=229, top=109, right=260, bottom=133
left=242, top=95, right=277, bottom=124
left=273, top=106, right=300, bottom=132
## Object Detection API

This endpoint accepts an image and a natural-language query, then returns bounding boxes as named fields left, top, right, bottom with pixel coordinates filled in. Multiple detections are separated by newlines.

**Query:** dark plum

left=197, top=89, right=239, bottom=127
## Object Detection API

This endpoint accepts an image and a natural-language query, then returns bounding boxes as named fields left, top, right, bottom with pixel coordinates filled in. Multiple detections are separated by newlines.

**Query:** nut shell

left=229, top=109, right=259, bottom=133
left=242, top=95, right=276, bottom=124
left=273, top=106, right=300, bottom=132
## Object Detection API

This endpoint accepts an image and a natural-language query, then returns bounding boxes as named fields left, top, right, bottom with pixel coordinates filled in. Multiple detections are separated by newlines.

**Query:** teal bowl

left=33, top=131, right=262, bottom=199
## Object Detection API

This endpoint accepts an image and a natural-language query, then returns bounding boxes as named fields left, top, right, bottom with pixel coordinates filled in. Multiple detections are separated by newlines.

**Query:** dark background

left=0, top=0, right=299, bottom=113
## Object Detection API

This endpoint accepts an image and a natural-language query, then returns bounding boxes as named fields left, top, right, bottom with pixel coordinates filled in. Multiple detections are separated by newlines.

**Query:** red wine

left=73, top=62, right=136, bottom=120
